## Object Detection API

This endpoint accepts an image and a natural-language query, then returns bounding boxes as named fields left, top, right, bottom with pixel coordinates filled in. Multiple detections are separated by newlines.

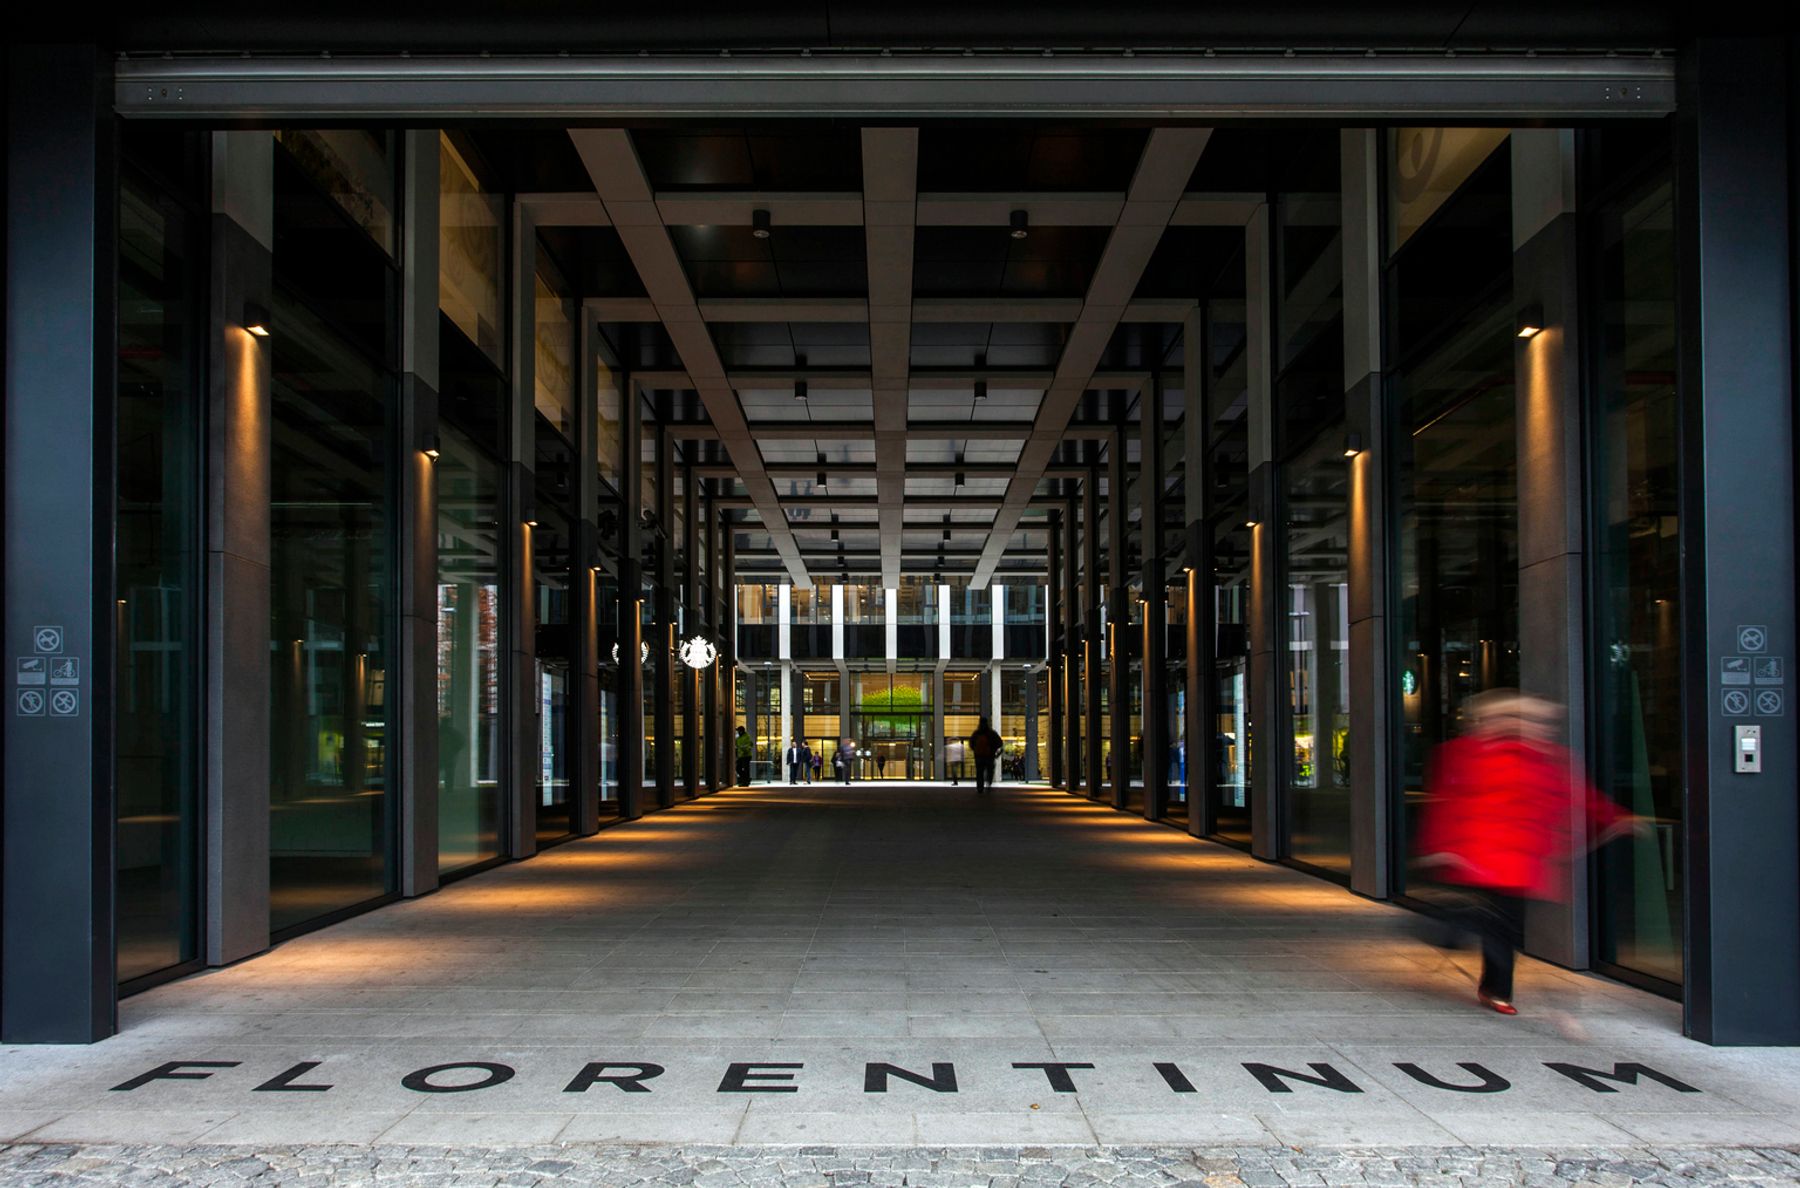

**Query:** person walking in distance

left=800, top=739, right=814, bottom=784
left=735, top=725, right=752, bottom=785
left=967, top=716, right=1003, bottom=795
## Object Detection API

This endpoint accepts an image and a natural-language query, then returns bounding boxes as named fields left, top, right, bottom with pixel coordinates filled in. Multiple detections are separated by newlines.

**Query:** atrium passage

left=6, top=45, right=1798, bottom=1058
left=2, top=784, right=1783, bottom=1150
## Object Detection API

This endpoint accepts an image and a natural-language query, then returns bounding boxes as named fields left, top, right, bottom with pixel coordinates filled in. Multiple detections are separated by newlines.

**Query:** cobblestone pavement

left=2, top=1143, right=1798, bottom=1186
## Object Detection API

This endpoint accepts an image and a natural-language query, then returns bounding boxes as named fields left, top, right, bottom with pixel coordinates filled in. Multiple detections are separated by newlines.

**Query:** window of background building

left=895, top=578, right=937, bottom=657
left=944, top=672, right=983, bottom=781
left=844, top=583, right=887, bottom=659
left=596, top=573, right=621, bottom=820
left=116, top=152, right=204, bottom=988
left=792, top=582, right=833, bottom=659
left=855, top=673, right=931, bottom=779
left=949, top=581, right=993, bottom=658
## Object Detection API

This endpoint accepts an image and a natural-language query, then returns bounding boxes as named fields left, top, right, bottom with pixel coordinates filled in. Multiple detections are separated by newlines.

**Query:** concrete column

left=617, top=375, right=644, bottom=820
left=1183, top=309, right=1210, bottom=838
left=654, top=421, right=675, bottom=807
left=1024, top=671, right=1041, bottom=782
left=1245, top=202, right=1281, bottom=861
left=1046, top=510, right=1064, bottom=787
left=399, top=129, right=443, bottom=892
left=1513, top=129, right=1587, bottom=958
left=1677, top=38, right=1800, bottom=1044
left=2, top=45, right=121, bottom=1041
left=206, top=131, right=275, bottom=963
left=1342, top=129, right=1391, bottom=900
left=682, top=457, right=698, bottom=799
left=1108, top=424, right=1131, bottom=811
left=1139, top=376, right=1167, bottom=819
left=571, top=307, right=600, bottom=835
left=1064, top=493, right=1083, bottom=793
left=1083, top=469, right=1105, bottom=800
left=507, top=204, right=538, bottom=858
left=931, top=670, right=946, bottom=780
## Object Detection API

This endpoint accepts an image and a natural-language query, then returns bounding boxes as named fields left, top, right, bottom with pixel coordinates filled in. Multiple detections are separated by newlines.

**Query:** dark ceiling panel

left=537, top=226, right=647, bottom=299
left=918, top=127, right=1150, bottom=191
left=635, top=132, right=757, bottom=189
left=1134, top=226, right=1244, bottom=301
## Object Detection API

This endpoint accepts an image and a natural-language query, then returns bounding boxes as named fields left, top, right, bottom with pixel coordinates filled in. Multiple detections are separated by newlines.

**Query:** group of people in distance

left=736, top=718, right=1006, bottom=793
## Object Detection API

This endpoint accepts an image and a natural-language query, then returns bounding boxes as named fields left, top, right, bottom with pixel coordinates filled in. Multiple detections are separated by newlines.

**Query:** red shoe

left=1478, top=992, right=1518, bottom=1016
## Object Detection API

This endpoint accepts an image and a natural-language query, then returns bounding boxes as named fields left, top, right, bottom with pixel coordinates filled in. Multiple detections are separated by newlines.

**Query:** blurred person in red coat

left=1415, top=690, right=1642, bottom=1016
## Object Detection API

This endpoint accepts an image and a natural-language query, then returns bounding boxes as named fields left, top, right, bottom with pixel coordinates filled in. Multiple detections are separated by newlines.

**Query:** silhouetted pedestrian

left=968, top=717, right=1002, bottom=795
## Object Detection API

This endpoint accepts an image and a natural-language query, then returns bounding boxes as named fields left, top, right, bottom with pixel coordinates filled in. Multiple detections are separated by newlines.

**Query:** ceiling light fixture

left=1009, top=209, right=1029, bottom=240
left=974, top=351, right=988, bottom=400
left=752, top=208, right=772, bottom=239
left=954, top=453, right=965, bottom=487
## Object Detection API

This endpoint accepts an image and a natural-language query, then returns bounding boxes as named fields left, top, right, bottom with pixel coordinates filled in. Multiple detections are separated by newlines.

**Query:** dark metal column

left=1245, top=203, right=1281, bottom=862
left=617, top=375, right=644, bottom=820
left=2, top=44, right=118, bottom=1042
left=1677, top=36, right=1800, bottom=1045
left=506, top=208, right=538, bottom=859
left=1139, top=377, right=1167, bottom=819
left=1046, top=510, right=1064, bottom=788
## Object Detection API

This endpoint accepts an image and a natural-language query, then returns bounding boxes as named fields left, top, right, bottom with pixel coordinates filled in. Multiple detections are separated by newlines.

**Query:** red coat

left=1415, top=735, right=1627, bottom=900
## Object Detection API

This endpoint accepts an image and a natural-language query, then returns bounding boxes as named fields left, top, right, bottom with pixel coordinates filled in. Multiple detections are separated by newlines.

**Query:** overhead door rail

left=115, top=51, right=1675, bottom=119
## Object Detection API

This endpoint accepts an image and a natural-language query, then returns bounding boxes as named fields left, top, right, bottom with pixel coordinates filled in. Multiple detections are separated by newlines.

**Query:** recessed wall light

left=243, top=301, right=271, bottom=338
left=752, top=208, right=772, bottom=239
left=1516, top=302, right=1545, bottom=338
left=1009, top=209, right=1029, bottom=239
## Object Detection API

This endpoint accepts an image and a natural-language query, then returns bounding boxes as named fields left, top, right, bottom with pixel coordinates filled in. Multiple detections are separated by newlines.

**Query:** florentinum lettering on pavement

left=108, top=1057, right=1703, bottom=1097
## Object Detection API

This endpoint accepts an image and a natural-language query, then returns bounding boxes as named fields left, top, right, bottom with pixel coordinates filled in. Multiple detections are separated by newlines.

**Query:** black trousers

left=1456, top=889, right=1523, bottom=1000
left=974, top=759, right=996, bottom=794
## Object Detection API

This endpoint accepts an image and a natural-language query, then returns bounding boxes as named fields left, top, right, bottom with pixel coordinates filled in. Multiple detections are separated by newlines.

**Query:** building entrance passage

left=5, top=29, right=1798, bottom=1061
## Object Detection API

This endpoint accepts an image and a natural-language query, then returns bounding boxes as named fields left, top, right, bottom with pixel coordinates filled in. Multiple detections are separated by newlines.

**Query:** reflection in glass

left=1209, top=519, right=1253, bottom=845
left=1394, top=302, right=1519, bottom=893
left=116, top=171, right=202, bottom=984
left=534, top=506, right=573, bottom=843
left=1593, top=172, right=1683, bottom=986
left=275, top=129, right=397, bottom=256
left=436, top=425, right=503, bottom=875
left=269, top=292, right=394, bottom=934
left=1283, top=433, right=1351, bottom=877
left=1164, top=578, right=1189, bottom=818
left=439, top=134, right=504, bottom=367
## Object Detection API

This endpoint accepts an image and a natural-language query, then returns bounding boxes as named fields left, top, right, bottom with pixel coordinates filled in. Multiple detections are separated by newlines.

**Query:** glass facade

left=1209, top=519, right=1253, bottom=846
left=1591, top=152, right=1682, bottom=987
left=1390, top=133, right=1519, bottom=895
left=1282, top=434, right=1352, bottom=877
left=436, top=425, right=504, bottom=875
left=115, top=159, right=203, bottom=985
left=267, top=294, right=396, bottom=935
left=76, top=111, right=1744, bottom=1027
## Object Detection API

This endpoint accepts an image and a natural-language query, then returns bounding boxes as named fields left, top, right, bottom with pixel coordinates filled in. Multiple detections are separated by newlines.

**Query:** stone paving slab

left=3, top=786, right=1798, bottom=1152
left=2, top=1142, right=1800, bottom=1186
